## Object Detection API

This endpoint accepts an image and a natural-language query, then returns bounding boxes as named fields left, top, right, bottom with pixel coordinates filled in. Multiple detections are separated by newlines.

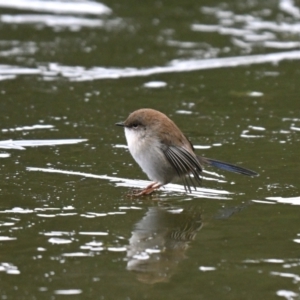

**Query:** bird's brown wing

left=163, top=145, right=202, bottom=193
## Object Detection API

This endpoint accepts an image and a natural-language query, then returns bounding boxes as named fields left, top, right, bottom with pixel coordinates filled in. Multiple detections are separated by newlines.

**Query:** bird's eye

left=132, top=123, right=139, bottom=128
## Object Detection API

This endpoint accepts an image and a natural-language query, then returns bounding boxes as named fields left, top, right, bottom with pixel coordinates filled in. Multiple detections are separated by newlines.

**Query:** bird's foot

left=127, top=182, right=162, bottom=197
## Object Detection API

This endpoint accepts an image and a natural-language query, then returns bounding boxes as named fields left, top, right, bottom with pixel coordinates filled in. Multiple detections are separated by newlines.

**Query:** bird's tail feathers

left=197, top=156, right=258, bottom=177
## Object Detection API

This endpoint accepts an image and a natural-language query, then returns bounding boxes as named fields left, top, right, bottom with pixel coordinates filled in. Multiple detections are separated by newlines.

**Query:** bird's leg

left=132, top=182, right=162, bottom=196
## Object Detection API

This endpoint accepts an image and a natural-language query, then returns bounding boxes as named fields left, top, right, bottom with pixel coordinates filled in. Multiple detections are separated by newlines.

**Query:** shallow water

left=0, top=0, right=300, bottom=299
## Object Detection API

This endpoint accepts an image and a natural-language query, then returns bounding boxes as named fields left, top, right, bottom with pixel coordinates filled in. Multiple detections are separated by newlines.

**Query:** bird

left=116, top=108, right=258, bottom=196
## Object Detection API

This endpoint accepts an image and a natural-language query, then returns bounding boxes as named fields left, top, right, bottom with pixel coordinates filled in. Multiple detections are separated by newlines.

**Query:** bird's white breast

left=124, top=127, right=175, bottom=184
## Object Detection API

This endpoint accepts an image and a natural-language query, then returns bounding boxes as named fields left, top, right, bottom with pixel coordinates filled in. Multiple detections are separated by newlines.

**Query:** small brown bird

left=116, top=108, right=257, bottom=196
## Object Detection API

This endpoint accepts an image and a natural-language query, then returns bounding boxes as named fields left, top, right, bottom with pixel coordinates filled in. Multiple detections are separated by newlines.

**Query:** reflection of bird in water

left=126, top=205, right=202, bottom=284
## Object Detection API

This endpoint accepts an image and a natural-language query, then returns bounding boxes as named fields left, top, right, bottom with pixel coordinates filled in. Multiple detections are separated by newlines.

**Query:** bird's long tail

left=197, top=156, right=258, bottom=176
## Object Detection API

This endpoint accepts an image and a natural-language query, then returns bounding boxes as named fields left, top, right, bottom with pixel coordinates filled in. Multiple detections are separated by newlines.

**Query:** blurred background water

left=0, top=0, right=300, bottom=299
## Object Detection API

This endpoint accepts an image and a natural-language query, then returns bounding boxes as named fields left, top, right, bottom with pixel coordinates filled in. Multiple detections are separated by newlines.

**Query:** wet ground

left=0, top=0, right=300, bottom=299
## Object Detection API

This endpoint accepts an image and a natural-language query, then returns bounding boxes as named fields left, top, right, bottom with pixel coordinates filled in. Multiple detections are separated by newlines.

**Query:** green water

left=0, top=1, right=300, bottom=299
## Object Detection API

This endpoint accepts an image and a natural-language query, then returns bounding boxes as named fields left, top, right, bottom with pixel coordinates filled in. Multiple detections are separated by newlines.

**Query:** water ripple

left=0, top=50, right=299, bottom=82
left=26, top=167, right=232, bottom=199
left=0, top=0, right=111, bottom=15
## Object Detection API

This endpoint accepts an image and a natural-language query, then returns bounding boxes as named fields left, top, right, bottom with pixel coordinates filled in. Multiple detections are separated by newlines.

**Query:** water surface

left=0, top=0, right=300, bottom=299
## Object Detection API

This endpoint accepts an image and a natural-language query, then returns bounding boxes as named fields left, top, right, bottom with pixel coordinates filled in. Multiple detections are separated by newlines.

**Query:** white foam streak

left=26, top=167, right=231, bottom=199
left=279, top=0, right=300, bottom=19
left=253, top=196, right=300, bottom=206
left=266, top=196, right=300, bottom=205
left=0, top=50, right=300, bottom=81
left=1, top=14, right=105, bottom=28
left=51, top=50, right=300, bottom=81
left=0, top=0, right=111, bottom=15
left=0, top=139, right=87, bottom=150
left=55, top=51, right=300, bottom=81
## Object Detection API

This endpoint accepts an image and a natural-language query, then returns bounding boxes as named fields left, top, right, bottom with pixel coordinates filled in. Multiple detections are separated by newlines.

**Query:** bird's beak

left=115, top=122, right=125, bottom=127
